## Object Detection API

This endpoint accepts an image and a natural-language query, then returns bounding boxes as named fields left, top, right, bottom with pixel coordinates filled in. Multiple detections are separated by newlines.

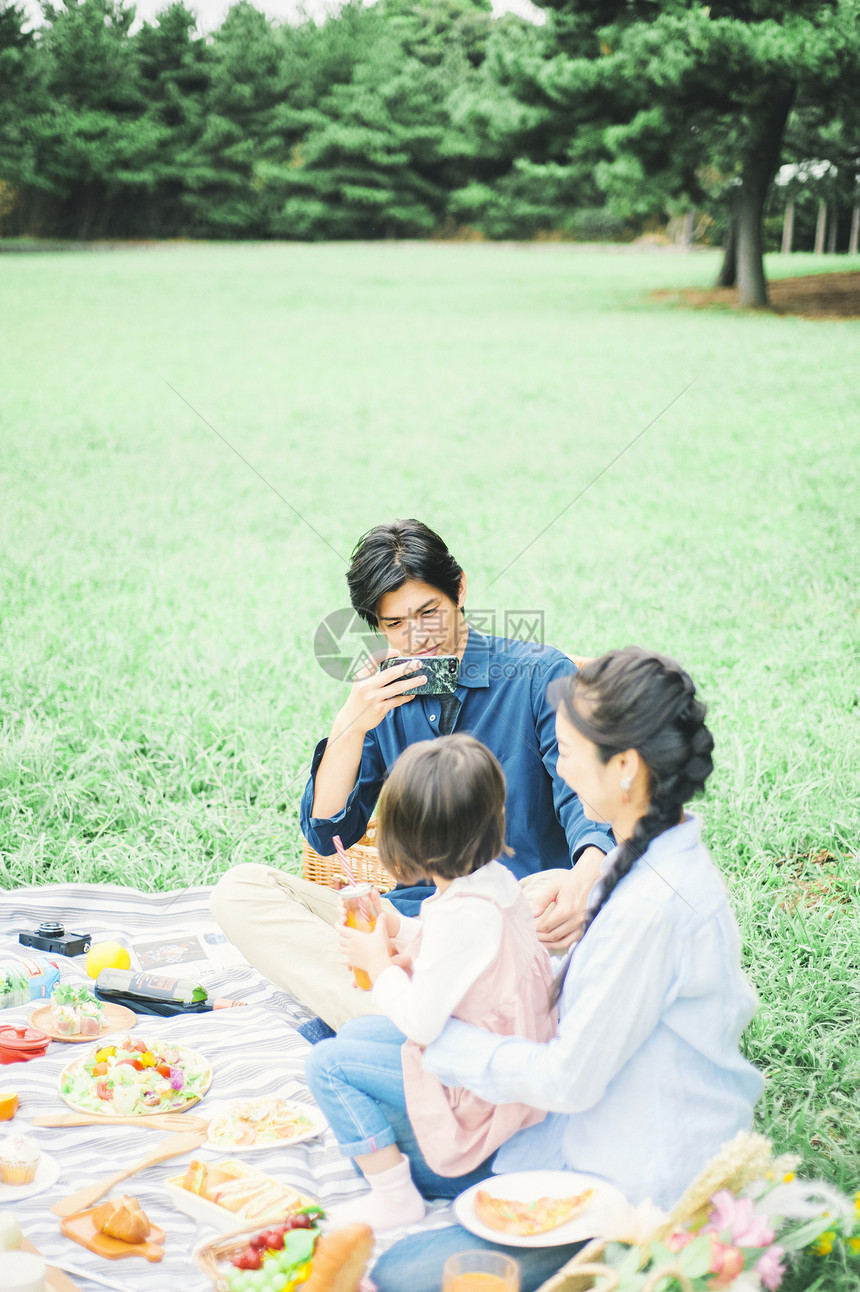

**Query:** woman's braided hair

left=550, top=647, right=714, bottom=1001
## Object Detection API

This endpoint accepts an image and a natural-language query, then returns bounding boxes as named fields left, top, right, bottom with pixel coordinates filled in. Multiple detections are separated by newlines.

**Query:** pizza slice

left=473, top=1186, right=594, bottom=1236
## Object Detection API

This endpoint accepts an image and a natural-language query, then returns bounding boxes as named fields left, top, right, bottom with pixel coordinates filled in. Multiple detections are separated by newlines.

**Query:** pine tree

left=495, top=0, right=860, bottom=306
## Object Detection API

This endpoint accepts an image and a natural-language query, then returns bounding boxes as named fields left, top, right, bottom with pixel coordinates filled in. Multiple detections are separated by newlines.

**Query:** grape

left=269, top=1274, right=288, bottom=1291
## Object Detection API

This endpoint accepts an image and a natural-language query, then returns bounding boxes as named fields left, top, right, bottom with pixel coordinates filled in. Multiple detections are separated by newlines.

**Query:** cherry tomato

left=156, top=1062, right=171, bottom=1079
left=95, top=1080, right=113, bottom=1101
left=290, top=1214, right=314, bottom=1230
left=117, top=1057, right=144, bottom=1072
left=237, top=1246, right=262, bottom=1269
left=263, top=1231, right=284, bottom=1250
left=132, top=1039, right=148, bottom=1053
left=249, top=1233, right=269, bottom=1250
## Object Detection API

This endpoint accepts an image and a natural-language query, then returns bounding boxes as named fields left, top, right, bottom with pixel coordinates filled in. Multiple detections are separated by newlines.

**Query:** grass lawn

left=2, top=243, right=859, bottom=1287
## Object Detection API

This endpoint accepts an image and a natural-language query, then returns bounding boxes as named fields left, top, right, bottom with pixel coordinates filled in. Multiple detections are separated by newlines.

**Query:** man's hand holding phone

left=340, top=651, right=427, bottom=737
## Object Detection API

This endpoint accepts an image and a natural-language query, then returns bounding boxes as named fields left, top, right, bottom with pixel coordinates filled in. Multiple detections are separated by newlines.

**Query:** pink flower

left=755, top=1245, right=786, bottom=1291
left=707, top=1191, right=776, bottom=1247
left=665, top=1231, right=695, bottom=1252
left=706, top=1235, right=746, bottom=1287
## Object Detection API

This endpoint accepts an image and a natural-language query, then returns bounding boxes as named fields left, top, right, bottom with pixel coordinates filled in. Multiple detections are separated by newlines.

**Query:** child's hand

left=336, top=918, right=394, bottom=986
left=336, top=890, right=400, bottom=938
left=369, top=887, right=401, bottom=939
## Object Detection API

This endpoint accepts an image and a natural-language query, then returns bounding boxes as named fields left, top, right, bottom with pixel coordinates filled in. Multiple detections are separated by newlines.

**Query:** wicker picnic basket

left=194, top=1222, right=374, bottom=1292
left=302, top=819, right=391, bottom=892
left=195, top=1226, right=275, bottom=1290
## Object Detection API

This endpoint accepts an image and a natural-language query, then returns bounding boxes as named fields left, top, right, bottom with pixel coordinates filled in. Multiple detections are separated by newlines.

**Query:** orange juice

left=442, top=1252, right=519, bottom=1292
left=342, top=884, right=376, bottom=990
left=445, top=1275, right=513, bottom=1292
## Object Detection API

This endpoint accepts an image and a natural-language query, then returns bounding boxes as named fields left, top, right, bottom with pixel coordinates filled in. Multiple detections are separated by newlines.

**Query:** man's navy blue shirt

left=300, top=630, right=612, bottom=899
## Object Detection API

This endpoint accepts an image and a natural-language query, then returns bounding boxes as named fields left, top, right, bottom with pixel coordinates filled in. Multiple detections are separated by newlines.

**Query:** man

left=211, top=519, right=611, bottom=1031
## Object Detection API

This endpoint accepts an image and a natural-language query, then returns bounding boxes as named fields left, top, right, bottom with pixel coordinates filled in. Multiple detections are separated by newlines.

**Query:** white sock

left=330, top=1155, right=426, bottom=1232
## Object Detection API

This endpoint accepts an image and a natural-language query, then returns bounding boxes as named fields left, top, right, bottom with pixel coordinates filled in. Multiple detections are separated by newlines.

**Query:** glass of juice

left=442, top=1251, right=520, bottom=1292
left=341, top=884, right=376, bottom=990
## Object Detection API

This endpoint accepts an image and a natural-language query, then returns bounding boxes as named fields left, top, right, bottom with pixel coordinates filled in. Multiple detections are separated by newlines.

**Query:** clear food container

left=0, top=962, right=30, bottom=1010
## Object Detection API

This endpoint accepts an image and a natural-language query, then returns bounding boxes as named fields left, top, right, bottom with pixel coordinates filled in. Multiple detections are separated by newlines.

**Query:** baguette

left=299, top=1224, right=373, bottom=1292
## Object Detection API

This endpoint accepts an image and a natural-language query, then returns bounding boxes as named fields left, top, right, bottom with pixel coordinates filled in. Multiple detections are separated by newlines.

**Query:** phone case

left=380, top=655, right=459, bottom=696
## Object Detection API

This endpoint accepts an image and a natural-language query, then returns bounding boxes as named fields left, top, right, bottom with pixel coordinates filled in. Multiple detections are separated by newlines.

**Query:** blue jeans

left=304, top=1015, right=495, bottom=1196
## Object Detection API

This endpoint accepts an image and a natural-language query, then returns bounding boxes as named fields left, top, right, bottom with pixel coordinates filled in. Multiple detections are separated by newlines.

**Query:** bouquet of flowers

left=539, top=1134, right=860, bottom=1292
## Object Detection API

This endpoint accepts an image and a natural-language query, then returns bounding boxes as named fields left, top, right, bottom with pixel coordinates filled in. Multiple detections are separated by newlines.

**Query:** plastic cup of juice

left=442, top=1252, right=520, bottom=1292
left=341, top=884, right=376, bottom=991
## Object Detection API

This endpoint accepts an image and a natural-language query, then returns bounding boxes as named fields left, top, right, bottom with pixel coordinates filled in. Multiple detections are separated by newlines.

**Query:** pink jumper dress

left=400, top=889, right=557, bottom=1176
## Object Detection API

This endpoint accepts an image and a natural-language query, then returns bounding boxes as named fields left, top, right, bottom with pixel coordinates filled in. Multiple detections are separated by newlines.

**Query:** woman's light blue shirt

left=423, top=816, right=763, bottom=1210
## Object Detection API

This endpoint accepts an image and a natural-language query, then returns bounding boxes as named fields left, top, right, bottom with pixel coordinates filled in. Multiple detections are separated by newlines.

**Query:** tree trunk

left=781, top=200, right=794, bottom=254
left=735, top=89, right=795, bottom=309
left=716, top=195, right=737, bottom=287
left=826, top=209, right=837, bottom=253
left=814, top=200, right=827, bottom=254
left=850, top=204, right=860, bottom=256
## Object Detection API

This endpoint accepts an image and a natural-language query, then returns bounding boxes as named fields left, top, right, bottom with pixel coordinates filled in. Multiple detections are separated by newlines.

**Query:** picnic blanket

left=0, top=883, right=456, bottom=1292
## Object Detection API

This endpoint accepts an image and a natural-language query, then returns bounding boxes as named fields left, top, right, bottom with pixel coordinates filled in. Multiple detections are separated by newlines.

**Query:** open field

left=2, top=244, right=859, bottom=1287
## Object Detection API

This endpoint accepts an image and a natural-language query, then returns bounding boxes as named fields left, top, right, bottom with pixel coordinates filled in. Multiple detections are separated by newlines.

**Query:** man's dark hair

left=377, top=735, right=512, bottom=884
left=347, top=519, right=464, bottom=628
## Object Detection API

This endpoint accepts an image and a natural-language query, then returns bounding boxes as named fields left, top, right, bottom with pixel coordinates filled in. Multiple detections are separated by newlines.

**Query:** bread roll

left=299, top=1224, right=373, bottom=1292
left=91, top=1194, right=151, bottom=1244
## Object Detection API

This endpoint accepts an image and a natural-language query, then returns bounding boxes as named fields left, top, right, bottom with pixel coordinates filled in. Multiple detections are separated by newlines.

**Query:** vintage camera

left=19, top=921, right=92, bottom=957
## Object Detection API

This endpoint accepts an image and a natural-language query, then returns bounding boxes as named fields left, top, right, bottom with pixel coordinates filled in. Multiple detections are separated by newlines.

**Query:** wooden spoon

left=32, top=1111, right=208, bottom=1133
left=50, top=1129, right=206, bottom=1218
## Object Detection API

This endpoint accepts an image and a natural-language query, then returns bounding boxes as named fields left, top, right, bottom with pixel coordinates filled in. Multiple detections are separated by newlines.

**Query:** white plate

left=0, top=1152, right=61, bottom=1201
left=454, top=1169, right=630, bottom=1248
left=204, top=1097, right=328, bottom=1152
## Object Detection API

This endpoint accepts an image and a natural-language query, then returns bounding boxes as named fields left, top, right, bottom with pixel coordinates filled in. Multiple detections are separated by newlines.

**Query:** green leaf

left=678, top=1235, right=714, bottom=1279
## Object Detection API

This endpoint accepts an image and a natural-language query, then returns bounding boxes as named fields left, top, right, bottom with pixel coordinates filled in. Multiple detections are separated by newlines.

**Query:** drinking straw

left=332, top=836, right=371, bottom=922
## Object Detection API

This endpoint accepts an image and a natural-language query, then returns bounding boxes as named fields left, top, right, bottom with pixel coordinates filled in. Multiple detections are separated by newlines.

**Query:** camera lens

left=37, top=921, right=64, bottom=937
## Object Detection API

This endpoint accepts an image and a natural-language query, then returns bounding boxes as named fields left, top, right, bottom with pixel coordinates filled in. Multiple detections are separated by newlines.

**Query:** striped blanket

left=0, top=883, right=454, bottom=1292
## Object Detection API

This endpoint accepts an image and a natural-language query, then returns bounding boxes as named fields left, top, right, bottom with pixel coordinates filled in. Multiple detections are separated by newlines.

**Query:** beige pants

left=209, top=865, right=569, bottom=1030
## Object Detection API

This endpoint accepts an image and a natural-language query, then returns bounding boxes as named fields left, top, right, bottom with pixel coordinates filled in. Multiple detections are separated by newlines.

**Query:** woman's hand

left=530, top=848, right=604, bottom=949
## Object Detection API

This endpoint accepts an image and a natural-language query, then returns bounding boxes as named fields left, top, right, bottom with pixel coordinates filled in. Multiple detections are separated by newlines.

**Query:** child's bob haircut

left=377, top=734, right=512, bottom=884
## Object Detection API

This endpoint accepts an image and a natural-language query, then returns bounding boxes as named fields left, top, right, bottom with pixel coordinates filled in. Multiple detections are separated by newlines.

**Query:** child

left=305, top=734, right=557, bottom=1231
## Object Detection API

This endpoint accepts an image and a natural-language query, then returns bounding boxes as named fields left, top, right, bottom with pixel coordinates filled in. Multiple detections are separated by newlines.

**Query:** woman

left=370, top=646, right=763, bottom=1292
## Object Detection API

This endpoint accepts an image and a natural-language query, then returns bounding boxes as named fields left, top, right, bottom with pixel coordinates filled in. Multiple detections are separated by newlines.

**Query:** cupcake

left=0, top=1135, right=40, bottom=1185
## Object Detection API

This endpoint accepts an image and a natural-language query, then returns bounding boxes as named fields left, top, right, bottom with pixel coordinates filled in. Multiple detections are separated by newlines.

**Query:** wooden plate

left=59, top=1038, right=212, bottom=1116
left=59, top=1208, right=165, bottom=1262
left=29, top=1002, right=138, bottom=1043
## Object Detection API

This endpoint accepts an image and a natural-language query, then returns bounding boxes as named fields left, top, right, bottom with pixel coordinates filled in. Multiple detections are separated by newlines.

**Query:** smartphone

left=379, top=655, right=459, bottom=696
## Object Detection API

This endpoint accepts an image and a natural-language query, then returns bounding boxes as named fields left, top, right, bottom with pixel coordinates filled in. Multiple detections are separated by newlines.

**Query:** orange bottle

left=341, top=885, right=376, bottom=991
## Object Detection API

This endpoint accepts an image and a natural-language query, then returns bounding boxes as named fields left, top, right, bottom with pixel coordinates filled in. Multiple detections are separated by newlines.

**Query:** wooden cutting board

left=21, top=1238, right=83, bottom=1292
left=58, top=1209, right=165, bottom=1262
